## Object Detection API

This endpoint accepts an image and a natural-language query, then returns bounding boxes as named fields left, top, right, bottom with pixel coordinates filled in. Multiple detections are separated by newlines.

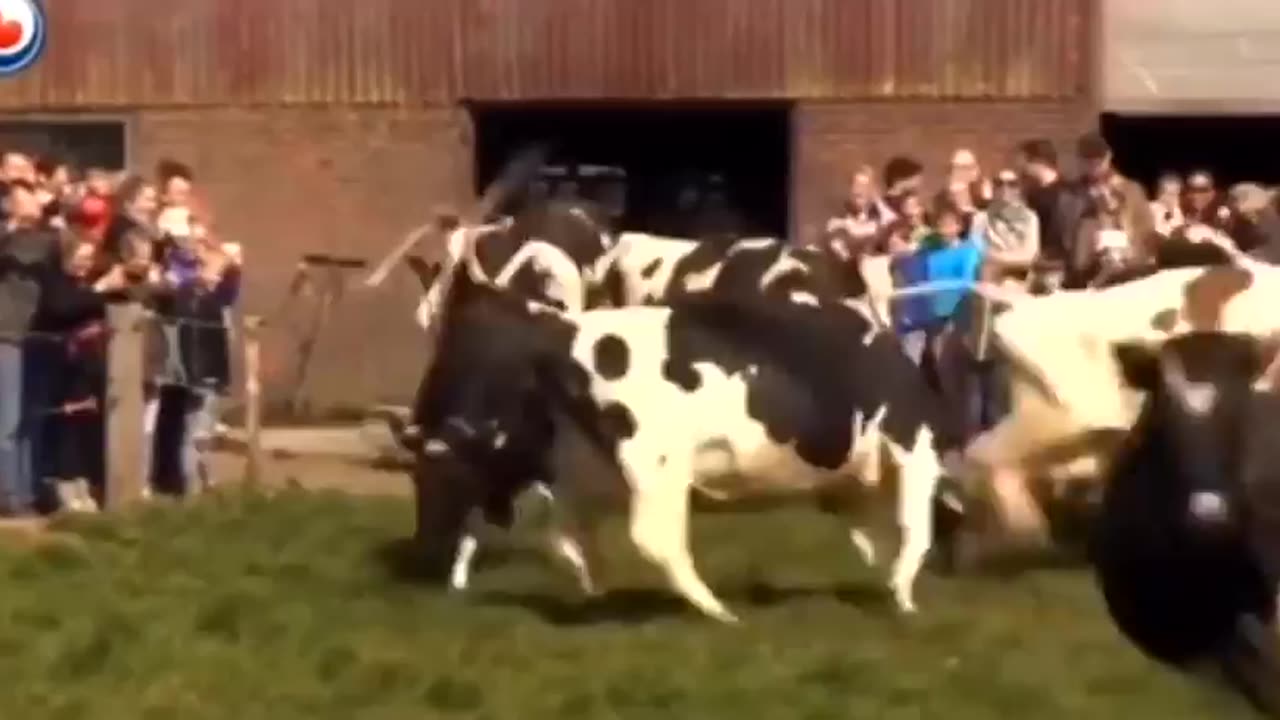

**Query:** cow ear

left=1113, top=341, right=1161, bottom=391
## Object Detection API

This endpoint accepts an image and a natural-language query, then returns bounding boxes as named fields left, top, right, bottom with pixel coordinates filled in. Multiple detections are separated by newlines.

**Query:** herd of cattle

left=382, top=190, right=1280, bottom=713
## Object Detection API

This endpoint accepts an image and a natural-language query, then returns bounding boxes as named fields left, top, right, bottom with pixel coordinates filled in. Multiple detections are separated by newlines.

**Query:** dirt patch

left=209, top=451, right=410, bottom=498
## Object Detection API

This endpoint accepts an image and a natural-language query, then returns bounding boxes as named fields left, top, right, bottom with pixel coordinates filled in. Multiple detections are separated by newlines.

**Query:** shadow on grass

left=372, top=537, right=890, bottom=625
left=475, top=581, right=892, bottom=627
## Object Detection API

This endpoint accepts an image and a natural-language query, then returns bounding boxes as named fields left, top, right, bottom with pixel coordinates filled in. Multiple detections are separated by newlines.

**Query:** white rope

left=869, top=280, right=1026, bottom=307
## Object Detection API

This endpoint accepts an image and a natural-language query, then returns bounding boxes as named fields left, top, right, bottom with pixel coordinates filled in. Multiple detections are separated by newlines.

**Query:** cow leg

left=450, top=533, right=480, bottom=591
left=849, top=528, right=878, bottom=566
left=449, top=510, right=487, bottom=592
left=628, top=478, right=738, bottom=624
left=546, top=498, right=605, bottom=598
left=816, top=490, right=880, bottom=567
left=886, top=427, right=943, bottom=614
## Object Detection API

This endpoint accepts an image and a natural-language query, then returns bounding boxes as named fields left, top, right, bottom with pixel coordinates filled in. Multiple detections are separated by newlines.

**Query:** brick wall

left=132, top=107, right=472, bottom=414
left=791, top=101, right=1098, bottom=243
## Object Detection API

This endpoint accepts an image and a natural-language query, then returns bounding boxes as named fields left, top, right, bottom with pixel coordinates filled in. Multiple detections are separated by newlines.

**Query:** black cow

left=1095, top=331, right=1280, bottom=714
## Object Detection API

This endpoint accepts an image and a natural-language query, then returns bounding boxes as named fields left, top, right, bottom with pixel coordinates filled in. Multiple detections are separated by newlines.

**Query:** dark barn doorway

left=470, top=102, right=792, bottom=238
left=1101, top=113, right=1280, bottom=191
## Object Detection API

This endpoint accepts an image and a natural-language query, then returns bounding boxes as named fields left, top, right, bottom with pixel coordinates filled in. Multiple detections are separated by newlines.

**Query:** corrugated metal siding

left=0, top=0, right=1091, bottom=109
left=457, top=0, right=1090, bottom=100
left=0, top=0, right=459, bottom=108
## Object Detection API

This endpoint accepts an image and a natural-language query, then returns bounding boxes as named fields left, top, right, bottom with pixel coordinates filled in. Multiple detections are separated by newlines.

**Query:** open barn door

left=469, top=102, right=792, bottom=239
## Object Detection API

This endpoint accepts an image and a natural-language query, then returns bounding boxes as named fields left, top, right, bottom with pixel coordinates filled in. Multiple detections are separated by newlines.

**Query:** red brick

left=132, top=107, right=472, bottom=414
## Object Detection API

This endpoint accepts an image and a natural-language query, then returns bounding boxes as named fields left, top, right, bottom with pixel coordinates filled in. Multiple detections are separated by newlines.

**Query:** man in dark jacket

left=1014, top=139, right=1086, bottom=280
left=0, top=179, right=60, bottom=517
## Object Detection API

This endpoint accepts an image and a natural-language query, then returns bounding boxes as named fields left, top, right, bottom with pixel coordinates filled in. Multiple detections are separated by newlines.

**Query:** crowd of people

left=0, top=150, right=242, bottom=519
left=821, top=130, right=1280, bottom=443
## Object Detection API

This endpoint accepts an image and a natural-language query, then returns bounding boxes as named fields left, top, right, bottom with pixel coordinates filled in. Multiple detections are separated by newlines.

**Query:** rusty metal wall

left=0, top=0, right=1091, bottom=109
left=460, top=0, right=1091, bottom=100
left=0, top=0, right=460, bottom=108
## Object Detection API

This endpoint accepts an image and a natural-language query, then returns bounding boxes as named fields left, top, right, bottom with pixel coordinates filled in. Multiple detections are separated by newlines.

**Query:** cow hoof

left=709, top=609, right=742, bottom=625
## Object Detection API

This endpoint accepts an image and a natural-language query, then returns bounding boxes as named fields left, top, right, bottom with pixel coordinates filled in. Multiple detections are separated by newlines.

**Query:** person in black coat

left=31, top=236, right=130, bottom=512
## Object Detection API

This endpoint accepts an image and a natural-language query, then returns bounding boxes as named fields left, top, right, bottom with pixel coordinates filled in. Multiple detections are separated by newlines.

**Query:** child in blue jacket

left=892, top=205, right=982, bottom=359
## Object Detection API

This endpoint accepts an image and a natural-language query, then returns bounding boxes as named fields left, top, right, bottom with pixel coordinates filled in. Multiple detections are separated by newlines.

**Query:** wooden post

left=104, top=302, right=148, bottom=510
left=242, top=316, right=265, bottom=486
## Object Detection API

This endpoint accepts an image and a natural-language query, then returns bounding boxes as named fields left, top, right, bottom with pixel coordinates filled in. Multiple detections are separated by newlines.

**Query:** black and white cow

left=1093, top=331, right=1280, bottom=713
left=410, top=227, right=964, bottom=622
left=407, top=210, right=899, bottom=589
left=444, top=199, right=613, bottom=314
left=591, top=231, right=873, bottom=312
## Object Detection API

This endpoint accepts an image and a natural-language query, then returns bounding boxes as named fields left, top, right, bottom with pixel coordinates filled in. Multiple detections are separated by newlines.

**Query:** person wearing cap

left=1227, top=183, right=1280, bottom=264
left=1074, top=131, right=1154, bottom=268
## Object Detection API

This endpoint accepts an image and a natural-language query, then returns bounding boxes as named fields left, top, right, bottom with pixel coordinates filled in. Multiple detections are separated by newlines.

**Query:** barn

left=0, top=0, right=1099, bottom=413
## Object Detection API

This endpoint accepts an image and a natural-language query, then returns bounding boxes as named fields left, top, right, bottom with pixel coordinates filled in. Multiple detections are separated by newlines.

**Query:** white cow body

left=968, top=259, right=1280, bottom=535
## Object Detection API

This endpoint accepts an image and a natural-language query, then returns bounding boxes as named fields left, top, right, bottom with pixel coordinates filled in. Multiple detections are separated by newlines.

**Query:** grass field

left=0, top=486, right=1260, bottom=720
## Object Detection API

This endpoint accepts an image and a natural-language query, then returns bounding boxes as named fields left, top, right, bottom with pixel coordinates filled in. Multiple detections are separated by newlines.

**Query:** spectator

left=1150, top=172, right=1186, bottom=238
left=34, top=154, right=72, bottom=227
left=1075, top=131, right=1154, bottom=261
left=914, top=203, right=983, bottom=436
left=882, top=155, right=925, bottom=213
left=888, top=192, right=932, bottom=253
left=33, top=237, right=128, bottom=513
left=82, top=167, right=115, bottom=203
left=0, top=179, right=61, bottom=518
left=826, top=165, right=896, bottom=255
left=1075, top=185, right=1137, bottom=288
left=151, top=243, right=237, bottom=496
left=941, top=179, right=978, bottom=229
left=1227, top=183, right=1280, bottom=263
left=1, top=150, right=35, bottom=184
left=1181, top=169, right=1232, bottom=231
left=972, top=169, right=1041, bottom=285
left=1015, top=138, right=1084, bottom=273
left=941, top=148, right=993, bottom=212
left=103, top=174, right=159, bottom=263
left=35, top=155, right=71, bottom=195
left=157, top=159, right=195, bottom=211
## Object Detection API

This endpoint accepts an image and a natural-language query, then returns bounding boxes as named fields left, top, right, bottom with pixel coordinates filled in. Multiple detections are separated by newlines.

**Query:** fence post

left=104, top=301, right=148, bottom=510
left=242, top=315, right=265, bottom=485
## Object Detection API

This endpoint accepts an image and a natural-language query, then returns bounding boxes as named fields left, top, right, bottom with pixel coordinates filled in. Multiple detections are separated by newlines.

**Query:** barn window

left=0, top=119, right=128, bottom=171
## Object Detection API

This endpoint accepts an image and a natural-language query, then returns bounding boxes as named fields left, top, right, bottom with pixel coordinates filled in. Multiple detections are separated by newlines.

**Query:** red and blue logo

left=0, top=0, right=46, bottom=78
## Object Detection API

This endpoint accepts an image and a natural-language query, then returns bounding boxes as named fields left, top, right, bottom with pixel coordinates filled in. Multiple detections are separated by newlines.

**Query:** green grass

left=0, top=487, right=1259, bottom=720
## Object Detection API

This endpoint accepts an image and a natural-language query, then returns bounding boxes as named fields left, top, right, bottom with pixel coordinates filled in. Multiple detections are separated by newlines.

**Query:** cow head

left=1113, top=332, right=1280, bottom=532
